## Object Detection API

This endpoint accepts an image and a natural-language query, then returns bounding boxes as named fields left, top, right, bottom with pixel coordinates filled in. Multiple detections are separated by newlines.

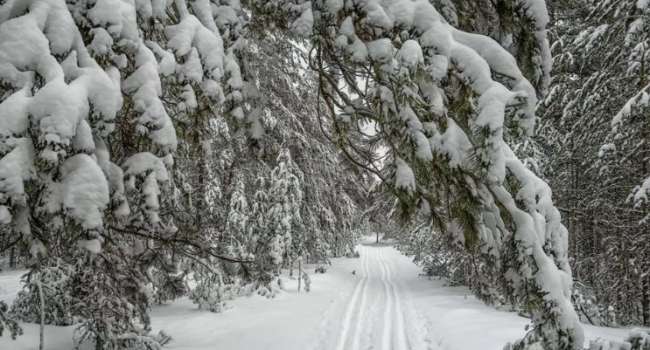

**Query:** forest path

left=0, top=240, right=629, bottom=350
left=319, top=243, right=438, bottom=350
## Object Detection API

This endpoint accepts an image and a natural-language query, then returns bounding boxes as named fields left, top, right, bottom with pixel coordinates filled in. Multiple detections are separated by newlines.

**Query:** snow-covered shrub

left=152, top=272, right=187, bottom=305
left=189, top=268, right=228, bottom=313
left=148, top=257, right=188, bottom=305
left=0, top=301, right=21, bottom=340
left=10, top=261, right=74, bottom=326
left=301, top=271, right=311, bottom=292
left=256, top=276, right=284, bottom=299
left=588, top=329, right=650, bottom=350
left=346, top=250, right=361, bottom=259
left=71, top=251, right=157, bottom=350
left=627, top=329, right=650, bottom=350
left=189, top=261, right=247, bottom=313
left=587, top=339, right=631, bottom=350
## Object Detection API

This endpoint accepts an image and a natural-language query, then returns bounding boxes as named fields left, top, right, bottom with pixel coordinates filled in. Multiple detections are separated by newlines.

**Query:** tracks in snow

left=350, top=246, right=370, bottom=350
left=378, top=247, right=409, bottom=350
left=335, top=244, right=370, bottom=350
left=330, top=245, right=421, bottom=350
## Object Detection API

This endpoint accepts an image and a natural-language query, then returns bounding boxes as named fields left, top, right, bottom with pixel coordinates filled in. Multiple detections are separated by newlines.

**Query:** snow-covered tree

left=0, top=0, right=118, bottom=258
left=285, top=0, right=581, bottom=348
left=0, top=1, right=169, bottom=347
left=10, top=260, right=74, bottom=326
left=0, top=0, right=589, bottom=349
left=266, top=148, right=304, bottom=269
left=224, top=178, right=250, bottom=260
left=539, top=0, right=650, bottom=327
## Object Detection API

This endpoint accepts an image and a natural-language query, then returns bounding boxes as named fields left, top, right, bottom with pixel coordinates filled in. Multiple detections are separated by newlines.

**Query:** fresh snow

left=0, top=239, right=633, bottom=350
left=394, top=157, right=416, bottom=193
left=60, top=154, right=110, bottom=230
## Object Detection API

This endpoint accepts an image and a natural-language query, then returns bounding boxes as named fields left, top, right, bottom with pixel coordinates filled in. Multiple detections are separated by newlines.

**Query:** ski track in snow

left=334, top=244, right=369, bottom=350
left=383, top=247, right=409, bottom=350
left=326, top=245, right=431, bottom=350
left=350, top=245, right=370, bottom=350
left=380, top=246, right=393, bottom=350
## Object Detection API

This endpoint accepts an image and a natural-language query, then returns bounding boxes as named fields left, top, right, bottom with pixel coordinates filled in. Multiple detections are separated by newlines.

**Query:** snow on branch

left=0, top=0, right=121, bottom=249
left=310, top=0, right=582, bottom=348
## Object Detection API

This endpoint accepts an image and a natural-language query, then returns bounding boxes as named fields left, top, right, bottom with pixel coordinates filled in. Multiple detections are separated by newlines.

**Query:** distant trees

left=537, top=0, right=650, bottom=327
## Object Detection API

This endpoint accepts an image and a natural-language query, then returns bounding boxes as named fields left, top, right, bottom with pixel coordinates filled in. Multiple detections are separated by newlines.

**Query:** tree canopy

left=0, top=1, right=595, bottom=349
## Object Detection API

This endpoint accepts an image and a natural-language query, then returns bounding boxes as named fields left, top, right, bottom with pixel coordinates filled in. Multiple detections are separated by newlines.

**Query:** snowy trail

left=335, top=244, right=369, bottom=350
left=349, top=245, right=370, bottom=350
left=325, top=244, right=434, bottom=350
left=0, top=243, right=632, bottom=350
left=317, top=244, right=631, bottom=350
left=379, top=246, right=409, bottom=350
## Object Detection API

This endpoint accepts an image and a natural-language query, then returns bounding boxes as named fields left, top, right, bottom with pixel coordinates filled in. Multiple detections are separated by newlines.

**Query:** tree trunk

left=297, top=258, right=302, bottom=292
left=9, top=247, right=16, bottom=269
left=642, top=276, right=650, bottom=326
left=37, top=274, right=45, bottom=350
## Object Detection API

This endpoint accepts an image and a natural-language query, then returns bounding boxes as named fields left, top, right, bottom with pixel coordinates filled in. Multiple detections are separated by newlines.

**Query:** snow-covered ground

left=0, top=240, right=633, bottom=350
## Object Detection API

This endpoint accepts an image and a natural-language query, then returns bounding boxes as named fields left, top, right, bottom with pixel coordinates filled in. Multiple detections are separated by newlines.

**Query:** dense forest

left=399, top=0, right=650, bottom=332
left=0, top=0, right=648, bottom=350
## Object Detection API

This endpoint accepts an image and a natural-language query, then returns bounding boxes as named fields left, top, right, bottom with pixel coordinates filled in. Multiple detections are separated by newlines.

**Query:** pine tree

left=0, top=1, right=167, bottom=347
left=267, top=148, right=304, bottom=270
left=0, top=1, right=590, bottom=349
left=539, top=0, right=650, bottom=327
left=287, top=0, right=581, bottom=348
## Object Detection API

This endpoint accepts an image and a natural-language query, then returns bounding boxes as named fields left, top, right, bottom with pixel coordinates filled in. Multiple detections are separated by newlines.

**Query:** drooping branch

left=108, top=225, right=254, bottom=264
left=305, top=0, right=582, bottom=348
